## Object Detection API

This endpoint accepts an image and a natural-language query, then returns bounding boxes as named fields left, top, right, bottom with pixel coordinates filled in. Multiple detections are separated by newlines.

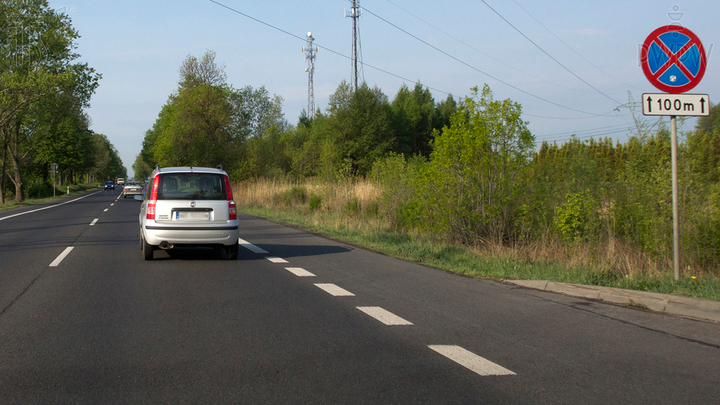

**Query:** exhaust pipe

left=159, top=241, right=174, bottom=250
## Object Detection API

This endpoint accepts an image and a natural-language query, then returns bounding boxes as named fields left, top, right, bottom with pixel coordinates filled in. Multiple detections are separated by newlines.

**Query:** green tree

left=391, top=83, right=436, bottom=157
left=0, top=0, right=99, bottom=202
left=422, top=84, right=534, bottom=243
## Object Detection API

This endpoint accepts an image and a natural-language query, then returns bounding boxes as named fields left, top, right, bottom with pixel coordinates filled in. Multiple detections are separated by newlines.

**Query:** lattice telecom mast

left=345, top=0, right=362, bottom=90
left=302, top=32, right=318, bottom=118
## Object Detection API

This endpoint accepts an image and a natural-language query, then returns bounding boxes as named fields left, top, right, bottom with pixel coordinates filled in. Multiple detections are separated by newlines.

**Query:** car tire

left=225, top=243, right=238, bottom=260
left=142, top=232, right=154, bottom=260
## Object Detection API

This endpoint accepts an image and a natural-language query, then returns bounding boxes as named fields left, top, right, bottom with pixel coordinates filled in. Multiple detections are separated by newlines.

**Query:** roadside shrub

left=555, top=190, right=599, bottom=243
left=364, top=200, right=380, bottom=217
left=289, top=186, right=308, bottom=204
left=272, top=186, right=308, bottom=207
left=309, top=193, right=323, bottom=212
left=344, top=197, right=361, bottom=216
left=27, top=182, right=50, bottom=199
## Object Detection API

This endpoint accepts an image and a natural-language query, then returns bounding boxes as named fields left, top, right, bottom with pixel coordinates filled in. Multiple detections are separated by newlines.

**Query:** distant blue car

left=104, top=181, right=115, bottom=190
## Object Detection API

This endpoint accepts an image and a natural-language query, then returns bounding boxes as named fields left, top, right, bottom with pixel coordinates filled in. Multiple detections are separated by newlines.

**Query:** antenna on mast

left=303, top=32, right=318, bottom=119
left=344, top=0, right=362, bottom=90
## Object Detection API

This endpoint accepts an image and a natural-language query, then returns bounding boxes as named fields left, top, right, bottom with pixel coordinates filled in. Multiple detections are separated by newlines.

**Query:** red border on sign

left=640, top=25, right=707, bottom=93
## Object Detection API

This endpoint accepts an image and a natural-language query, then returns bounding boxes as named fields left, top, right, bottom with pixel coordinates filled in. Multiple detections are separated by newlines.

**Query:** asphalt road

left=1, top=189, right=719, bottom=404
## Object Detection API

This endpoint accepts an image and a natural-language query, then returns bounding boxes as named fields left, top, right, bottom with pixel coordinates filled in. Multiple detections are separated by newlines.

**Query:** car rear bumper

left=142, top=223, right=239, bottom=247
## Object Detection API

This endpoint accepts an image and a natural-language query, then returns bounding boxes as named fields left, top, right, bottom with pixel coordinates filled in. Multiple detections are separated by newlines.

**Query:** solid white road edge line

left=0, top=192, right=101, bottom=222
left=428, top=345, right=516, bottom=376
left=238, top=238, right=269, bottom=254
left=356, top=306, right=413, bottom=325
left=49, top=247, right=74, bottom=267
left=314, top=283, right=355, bottom=297
left=266, top=257, right=289, bottom=264
left=89, top=218, right=99, bottom=226
left=285, top=267, right=316, bottom=277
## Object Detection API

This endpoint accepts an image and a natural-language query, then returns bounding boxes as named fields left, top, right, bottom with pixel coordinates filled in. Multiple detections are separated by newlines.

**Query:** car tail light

left=146, top=175, right=160, bottom=220
left=224, top=174, right=237, bottom=220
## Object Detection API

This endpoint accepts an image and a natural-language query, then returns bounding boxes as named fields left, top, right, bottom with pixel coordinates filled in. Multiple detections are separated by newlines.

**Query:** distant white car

left=117, top=178, right=124, bottom=185
left=136, top=166, right=239, bottom=260
left=123, top=181, right=143, bottom=198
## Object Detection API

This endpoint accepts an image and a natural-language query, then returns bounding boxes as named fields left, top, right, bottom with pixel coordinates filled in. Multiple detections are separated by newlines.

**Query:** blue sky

left=55, top=1, right=720, bottom=178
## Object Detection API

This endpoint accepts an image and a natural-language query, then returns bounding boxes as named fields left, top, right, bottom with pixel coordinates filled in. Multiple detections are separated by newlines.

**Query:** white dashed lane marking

left=285, top=267, right=316, bottom=277
left=357, top=306, right=413, bottom=325
left=238, top=238, right=269, bottom=254
left=266, top=257, right=289, bottom=264
left=103, top=208, right=108, bottom=212
left=49, top=247, right=74, bottom=267
left=428, top=345, right=516, bottom=376
left=314, top=283, right=355, bottom=297
left=89, top=218, right=98, bottom=226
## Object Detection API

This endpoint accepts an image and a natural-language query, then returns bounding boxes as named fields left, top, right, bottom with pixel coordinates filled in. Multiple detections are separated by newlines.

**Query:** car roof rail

left=216, top=165, right=224, bottom=171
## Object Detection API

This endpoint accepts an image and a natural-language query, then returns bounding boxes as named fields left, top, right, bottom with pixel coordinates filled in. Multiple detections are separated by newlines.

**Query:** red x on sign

left=641, top=25, right=707, bottom=93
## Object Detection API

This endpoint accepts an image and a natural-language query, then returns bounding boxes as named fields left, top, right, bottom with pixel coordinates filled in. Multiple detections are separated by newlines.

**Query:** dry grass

left=234, top=178, right=381, bottom=210
left=475, top=235, right=670, bottom=279
left=233, top=178, right=705, bottom=280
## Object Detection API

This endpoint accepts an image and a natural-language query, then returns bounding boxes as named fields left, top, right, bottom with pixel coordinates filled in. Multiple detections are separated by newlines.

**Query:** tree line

left=134, top=50, right=458, bottom=183
left=1, top=0, right=125, bottom=204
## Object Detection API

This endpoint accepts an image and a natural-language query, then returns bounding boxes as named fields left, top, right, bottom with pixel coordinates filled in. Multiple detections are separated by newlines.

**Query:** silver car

left=122, top=181, right=143, bottom=198
left=136, top=166, right=239, bottom=260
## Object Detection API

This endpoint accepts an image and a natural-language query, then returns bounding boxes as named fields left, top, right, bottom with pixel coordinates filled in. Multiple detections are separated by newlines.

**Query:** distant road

left=1, top=188, right=719, bottom=404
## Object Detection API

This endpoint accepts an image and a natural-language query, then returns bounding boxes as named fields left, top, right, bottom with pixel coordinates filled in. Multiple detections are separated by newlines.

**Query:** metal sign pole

left=671, top=116, right=680, bottom=280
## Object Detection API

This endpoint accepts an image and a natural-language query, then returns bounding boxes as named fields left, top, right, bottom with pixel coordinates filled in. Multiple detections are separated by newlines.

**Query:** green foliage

left=555, top=190, right=599, bottom=243
left=343, top=197, right=361, bottom=216
left=309, top=193, right=323, bottom=212
left=421, top=84, right=534, bottom=242
left=137, top=51, right=285, bottom=180
left=272, top=186, right=308, bottom=207
left=364, top=200, right=380, bottom=217
left=0, top=0, right=110, bottom=203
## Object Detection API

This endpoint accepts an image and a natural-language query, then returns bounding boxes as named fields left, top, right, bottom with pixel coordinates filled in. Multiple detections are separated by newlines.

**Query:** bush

left=309, top=193, right=323, bottom=212
left=272, top=186, right=308, bottom=207
left=343, top=197, right=361, bottom=216
left=27, top=182, right=50, bottom=199
left=364, top=200, right=380, bottom=217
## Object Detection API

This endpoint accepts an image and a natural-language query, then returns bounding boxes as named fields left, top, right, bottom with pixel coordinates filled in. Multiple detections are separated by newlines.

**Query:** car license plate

left=175, top=211, right=210, bottom=221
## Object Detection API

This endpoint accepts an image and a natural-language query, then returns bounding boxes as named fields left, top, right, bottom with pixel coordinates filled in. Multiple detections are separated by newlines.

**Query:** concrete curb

left=504, top=280, right=720, bottom=323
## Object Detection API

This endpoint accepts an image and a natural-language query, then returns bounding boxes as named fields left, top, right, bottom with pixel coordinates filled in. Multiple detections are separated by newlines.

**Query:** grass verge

left=0, top=183, right=104, bottom=211
left=240, top=204, right=720, bottom=302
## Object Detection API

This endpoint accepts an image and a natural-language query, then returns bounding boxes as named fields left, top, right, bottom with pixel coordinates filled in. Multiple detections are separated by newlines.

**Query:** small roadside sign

left=50, top=163, right=58, bottom=174
left=642, top=93, right=710, bottom=116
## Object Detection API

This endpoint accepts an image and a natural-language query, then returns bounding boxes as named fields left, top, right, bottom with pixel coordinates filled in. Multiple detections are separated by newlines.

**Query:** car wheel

left=225, top=243, right=238, bottom=260
left=142, top=232, right=154, bottom=260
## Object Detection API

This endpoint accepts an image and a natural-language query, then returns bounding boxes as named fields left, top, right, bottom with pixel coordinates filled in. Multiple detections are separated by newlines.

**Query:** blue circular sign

left=641, top=25, right=707, bottom=93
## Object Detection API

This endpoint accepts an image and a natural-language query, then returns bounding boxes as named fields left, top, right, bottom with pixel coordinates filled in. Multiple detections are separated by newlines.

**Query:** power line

left=537, top=123, right=632, bottom=138
left=510, top=0, right=644, bottom=92
left=479, top=0, right=623, bottom=106
left=535, top=129, right=633, bottom=144
left=381, top=0, right=599, bottom=96
left=362, top=6, right=610, bottom=117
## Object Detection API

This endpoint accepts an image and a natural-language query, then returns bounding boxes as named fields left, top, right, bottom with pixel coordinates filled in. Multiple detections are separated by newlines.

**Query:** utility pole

left=302, top=32, right=318, bottom=119
left=345, top=0, right=361, bottom=90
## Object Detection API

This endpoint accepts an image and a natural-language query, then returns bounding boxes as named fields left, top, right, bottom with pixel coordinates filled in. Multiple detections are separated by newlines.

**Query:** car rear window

left=156, top=173, right=226, bottom=200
